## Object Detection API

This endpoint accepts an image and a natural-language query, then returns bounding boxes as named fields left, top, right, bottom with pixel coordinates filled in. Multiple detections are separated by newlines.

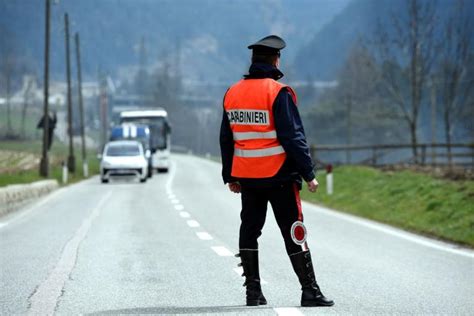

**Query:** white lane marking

left=179, top=211, right=190, bottom=218
left=196, top=232, right=213, bottom=240
left=211, top=246, right=233, bottom=257
left=304, top=202, right=474, bottom=259
left=0, top=187, right=65, bottom=230
left=274, top=307, right=304, bottom=316
left=187, top=220, right=200, bottom=227
left=28, top=190, right=113, bottom=315
left=174, top=204, right=184, bottom=211
left=171, top=199, right=180, bottom=204
left=165, top=160, right=177, bottom=195
left=233, top=267, right=243, bottom=277
left=168, top=194, right=176, bottom=199
left=233, top=267, right=267, bottom=284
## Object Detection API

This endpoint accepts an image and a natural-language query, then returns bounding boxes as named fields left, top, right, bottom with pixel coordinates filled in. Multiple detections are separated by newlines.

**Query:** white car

left=100, top=140, right=148, bottom=183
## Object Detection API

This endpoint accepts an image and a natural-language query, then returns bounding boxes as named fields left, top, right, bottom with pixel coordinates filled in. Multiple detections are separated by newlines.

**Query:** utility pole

left=346, top=95, right=352, bottom=164
left=40, top=0, right=51, bottom=177
left=137, top=36, right=147, bottom=98
left=75, top=32, right=87, bottom=176
left=345, top=79, right=353, bottom=164
left=64, top=13, right=75, bottom=173
left=99, top=70, right=108, bottom=150
left=430, top=80, right=437, bottom=166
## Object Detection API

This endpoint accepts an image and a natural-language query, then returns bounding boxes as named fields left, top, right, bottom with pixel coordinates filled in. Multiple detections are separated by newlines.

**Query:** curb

left=0, top=180, right=59, bottom=217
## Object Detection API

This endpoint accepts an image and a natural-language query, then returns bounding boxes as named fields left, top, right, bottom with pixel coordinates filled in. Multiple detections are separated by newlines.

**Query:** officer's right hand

left=307, top=179, right=319, bottom=193
left=228, top=182, right=241, bottom=194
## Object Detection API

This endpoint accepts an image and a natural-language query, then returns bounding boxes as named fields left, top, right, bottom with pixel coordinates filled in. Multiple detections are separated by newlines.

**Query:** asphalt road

left=1, top=154, right=473, bottom=315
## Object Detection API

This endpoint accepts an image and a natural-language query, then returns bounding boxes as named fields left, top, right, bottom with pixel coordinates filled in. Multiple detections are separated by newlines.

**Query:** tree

left=338, top=44, right=384, bottom=161
left=373, top=0, right=438, bottom=163
left=436, top=0, right=473, bottom=166
left=0, top=24, right=35, bottom=139
left=303, top=43, right=405, bottom=165
left=134, top=36, right=150, bottom=98
left=1, top=56, right=13, bottom=136
left=21, top=76, right=35, bottom=139
left=0, top=26, right=15, bottom=137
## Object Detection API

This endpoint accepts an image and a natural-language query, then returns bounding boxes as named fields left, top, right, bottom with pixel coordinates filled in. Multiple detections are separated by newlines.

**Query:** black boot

left=290, top=250, right=334, bottom=307
left=237, top=250, right=267, bottom=306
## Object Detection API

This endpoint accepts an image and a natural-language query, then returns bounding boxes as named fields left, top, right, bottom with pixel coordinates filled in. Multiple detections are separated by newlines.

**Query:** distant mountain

left=294, top=0, right=474, bottom=80
left=0, top=0, right=350, bottom=83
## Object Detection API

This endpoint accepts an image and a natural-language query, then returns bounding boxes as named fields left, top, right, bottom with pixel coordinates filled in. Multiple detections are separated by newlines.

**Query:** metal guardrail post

left=372, top=148, right=377, bottom=166
left=421, top=145, right=426, bottom=166
left=472, top=146, right=474, bottom=168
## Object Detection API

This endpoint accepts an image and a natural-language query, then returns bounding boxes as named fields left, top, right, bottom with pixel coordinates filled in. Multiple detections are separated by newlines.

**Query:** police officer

left=37, top=110, right=57, bottom=150
left=220, top=35, right=334, bottom=307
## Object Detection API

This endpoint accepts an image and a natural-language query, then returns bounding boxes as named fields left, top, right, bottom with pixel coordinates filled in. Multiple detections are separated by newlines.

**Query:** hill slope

left=0, top=0, right=349, bottom=83
left=294, top=0, right=474, bottom=80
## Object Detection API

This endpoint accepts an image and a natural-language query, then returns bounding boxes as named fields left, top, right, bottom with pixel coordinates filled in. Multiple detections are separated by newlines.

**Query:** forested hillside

left=294, top=0, right=474, bottom=80
left=300, top=0, right=474, bottom=160
left=0, top=0, right=349, bottom=83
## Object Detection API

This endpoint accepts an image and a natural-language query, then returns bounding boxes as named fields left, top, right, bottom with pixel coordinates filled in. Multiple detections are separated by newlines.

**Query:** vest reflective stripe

left=234, top=145, right=284, bottom=158
left=233, top=131, right=277, bottom=141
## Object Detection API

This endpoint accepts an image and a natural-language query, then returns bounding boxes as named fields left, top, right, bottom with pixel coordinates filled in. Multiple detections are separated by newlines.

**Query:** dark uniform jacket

left=220, top=63, right=315, bottom=188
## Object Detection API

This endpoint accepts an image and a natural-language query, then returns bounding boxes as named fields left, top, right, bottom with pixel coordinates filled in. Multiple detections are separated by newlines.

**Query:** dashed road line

left=165, top=161, right=177, bottom=195
left=174, top=204, right=184, bottom=211
left=186, top=220, right=200, bottom=227
left=196, top=232, right=213, bottom=240
left=171, top=199, right=180, bottom=204
left=179, top=211, right=190, bottom=218
left=211, top=246, right=233, bottom=257
left=274, top=307, right=304, bottom=316
left=233, top=267, right=244, bottom=277
left=28, top=190, right=113, bottom=315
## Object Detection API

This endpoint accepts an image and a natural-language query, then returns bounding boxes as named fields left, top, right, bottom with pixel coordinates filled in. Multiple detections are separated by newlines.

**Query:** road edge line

left=303, top=201, right=474, bottom=258
left=27, top=190, right=113, bottom=315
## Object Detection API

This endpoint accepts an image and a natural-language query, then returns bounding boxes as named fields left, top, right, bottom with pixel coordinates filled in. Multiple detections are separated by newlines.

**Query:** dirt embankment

left=0, top=150, right=39, bottom=173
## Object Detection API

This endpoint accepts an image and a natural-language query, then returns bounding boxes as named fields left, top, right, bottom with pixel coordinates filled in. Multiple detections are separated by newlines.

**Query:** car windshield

left=106, top=144, right=141, bottom=157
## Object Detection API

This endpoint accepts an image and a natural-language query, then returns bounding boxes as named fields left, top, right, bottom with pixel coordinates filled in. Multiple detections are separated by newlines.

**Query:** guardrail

left=310, top=143, right=474, bottom=168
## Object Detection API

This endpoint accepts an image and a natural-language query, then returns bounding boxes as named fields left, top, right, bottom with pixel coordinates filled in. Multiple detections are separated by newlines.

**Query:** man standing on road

left=220, top=35, right=334, bottom=307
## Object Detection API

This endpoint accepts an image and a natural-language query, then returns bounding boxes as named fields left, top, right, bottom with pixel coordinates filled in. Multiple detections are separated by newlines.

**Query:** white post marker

left=326, top=164, right=333, bottom=195
left=83, top=161, right=89, bottom=177
left=62, top=161, right=68, bottom=184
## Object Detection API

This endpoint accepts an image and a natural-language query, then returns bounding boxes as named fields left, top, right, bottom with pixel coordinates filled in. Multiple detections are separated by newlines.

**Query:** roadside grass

left=301, top=166, right=474, bottom=247
left=0, top=107, right=42, bottom=139
left=0, top=139, right=100, bottom=187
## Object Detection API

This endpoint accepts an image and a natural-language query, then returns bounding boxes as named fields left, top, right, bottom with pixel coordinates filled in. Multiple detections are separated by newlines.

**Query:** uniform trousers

left=239, top=181, right=306, bottom=255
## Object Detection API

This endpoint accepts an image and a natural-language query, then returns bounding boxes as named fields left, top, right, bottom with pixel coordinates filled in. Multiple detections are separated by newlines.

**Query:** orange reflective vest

left=224, top=78, right=297, bottom=178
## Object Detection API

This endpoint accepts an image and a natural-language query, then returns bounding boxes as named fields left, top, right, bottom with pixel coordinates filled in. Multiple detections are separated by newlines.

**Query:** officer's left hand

left=228, top=182, right=241, bottom=194
left=307, top=179, right=319, bottom=193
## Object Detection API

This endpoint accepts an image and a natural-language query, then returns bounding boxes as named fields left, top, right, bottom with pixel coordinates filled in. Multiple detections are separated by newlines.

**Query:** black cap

left=248, top=35, right=286, bottom=55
